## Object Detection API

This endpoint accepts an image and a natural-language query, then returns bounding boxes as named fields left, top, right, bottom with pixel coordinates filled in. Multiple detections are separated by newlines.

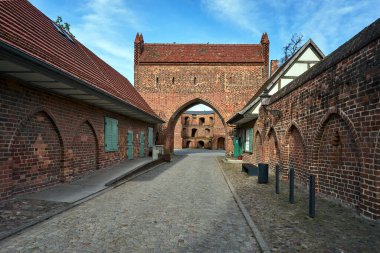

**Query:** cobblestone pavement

left=0, top=199, right=70, bottom=239
left=0, top=152, right=258, bottom=252
left=219, top=159, right=380, bottom=253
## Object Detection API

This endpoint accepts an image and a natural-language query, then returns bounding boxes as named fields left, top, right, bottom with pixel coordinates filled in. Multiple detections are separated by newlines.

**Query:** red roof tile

left=0, top=0, right=159, bottom=118
left=139, top=43, right=264, bottom=63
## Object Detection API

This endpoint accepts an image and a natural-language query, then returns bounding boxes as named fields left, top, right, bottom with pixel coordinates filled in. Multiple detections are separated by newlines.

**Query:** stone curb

left=216, top=158, right=271, bottom=253
left=105, top=158, right=165, bottom=186
left=0, top=159, right=167, bottom=242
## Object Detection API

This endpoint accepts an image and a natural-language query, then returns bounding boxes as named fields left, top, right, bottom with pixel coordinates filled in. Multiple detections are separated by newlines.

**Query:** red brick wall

left=264, top=128, right=281, bottom=174
left=0, top=77, right=155, bottom=200
left=212, top=115, right=225, bottom=150
left=254, top=131, right=263, bottom=165
left=173, top=120, right=182, bottom=149
left=316, top=114, right=360, bottom=205
left=174, top=112, right=226, bottom=150
left=135, top=63, right=266, bottom=155
left=11, top=111, right=63, bottom=195
left=242, top=32, right=380, bottom=219
left=284, top=125, right=307, bottom=184
left=71, top=122, right=98, bottom=178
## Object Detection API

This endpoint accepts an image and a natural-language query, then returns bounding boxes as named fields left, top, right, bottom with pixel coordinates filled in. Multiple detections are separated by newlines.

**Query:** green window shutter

left=112, top=118, right=118, bottom=151
left=242, top=129, right=247, bottom=152
left=104, top=117, right=118, bottom=152
left=148, top=127, right=153, bottom=148
left=249, top=128, right=253, bottom=152
left=104, top=117, right=111, bottom=152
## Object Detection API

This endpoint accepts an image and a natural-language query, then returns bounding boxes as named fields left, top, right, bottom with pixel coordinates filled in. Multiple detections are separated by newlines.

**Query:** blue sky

left=30, top=0, right=378, bottom=111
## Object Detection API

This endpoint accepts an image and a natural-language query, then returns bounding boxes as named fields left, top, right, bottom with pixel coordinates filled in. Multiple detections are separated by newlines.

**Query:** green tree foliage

left=55, top=16, right=72, bottom=35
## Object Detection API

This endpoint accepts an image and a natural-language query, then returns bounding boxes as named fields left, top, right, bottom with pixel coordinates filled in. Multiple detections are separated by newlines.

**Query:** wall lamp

left=260, top=88, right=282, bottom=119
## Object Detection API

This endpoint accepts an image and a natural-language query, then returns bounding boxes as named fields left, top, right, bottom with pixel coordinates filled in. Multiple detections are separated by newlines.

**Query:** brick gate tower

left=134, top=33, right=270, bottom=154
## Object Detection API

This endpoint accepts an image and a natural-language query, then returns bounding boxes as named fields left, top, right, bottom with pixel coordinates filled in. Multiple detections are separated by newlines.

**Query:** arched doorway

left=217, top=137, right=225, bottom=150
left=197, top=141, right=205, bottom=148
left=164, top=98, right=229, bottom=154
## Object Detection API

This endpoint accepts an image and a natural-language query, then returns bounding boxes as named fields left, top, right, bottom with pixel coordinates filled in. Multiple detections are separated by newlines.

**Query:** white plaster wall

left=284, top=63, right=308, bottom=76
left=298, top=47, right=321, bottom=61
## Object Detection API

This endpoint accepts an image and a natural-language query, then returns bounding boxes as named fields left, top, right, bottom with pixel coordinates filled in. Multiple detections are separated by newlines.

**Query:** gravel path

left=0, top=152, right=258, bottom=252
left=219, top=159, right=380, bottom=253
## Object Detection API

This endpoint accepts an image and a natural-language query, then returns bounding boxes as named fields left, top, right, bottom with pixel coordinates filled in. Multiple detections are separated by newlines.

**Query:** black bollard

left=309, top=175, right=316, bottom=218
left=275, top=165, right=280, bottom=194
left=258, top=163, right=269, bottom=184
left=289, top=168, right=294, bottom=204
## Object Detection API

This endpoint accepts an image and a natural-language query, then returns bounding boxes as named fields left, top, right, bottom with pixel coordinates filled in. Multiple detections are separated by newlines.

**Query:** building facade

left=228, top=19, right=380, bottom=220
left=0, top=1, right=163, bottom=200
left=228, top=39, right=325, bottom=156
left=134, top=33, right=270, bottom=155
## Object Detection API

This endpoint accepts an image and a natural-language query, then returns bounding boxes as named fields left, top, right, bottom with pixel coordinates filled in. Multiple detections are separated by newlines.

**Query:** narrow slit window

left=184, top=116, right=190, bottom=125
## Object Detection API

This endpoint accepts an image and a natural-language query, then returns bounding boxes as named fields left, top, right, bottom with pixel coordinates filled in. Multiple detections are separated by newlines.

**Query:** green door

left=233, top=137, right=242, bottom=158
left=140, top=131, right=145, bottom=157
left=148, top=127, right=153, bottom=148
left=127, top=131, right=133, bottom=160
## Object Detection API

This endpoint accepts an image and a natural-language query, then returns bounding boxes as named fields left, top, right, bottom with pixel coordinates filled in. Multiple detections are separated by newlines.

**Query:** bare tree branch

left=280, top=33, right=303, bottom=65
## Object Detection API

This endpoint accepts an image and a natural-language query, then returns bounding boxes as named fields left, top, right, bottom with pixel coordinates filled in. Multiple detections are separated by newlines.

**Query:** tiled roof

left=139, top=43, right=264, bottom=63
left=0, top=0, right=159, bottom=118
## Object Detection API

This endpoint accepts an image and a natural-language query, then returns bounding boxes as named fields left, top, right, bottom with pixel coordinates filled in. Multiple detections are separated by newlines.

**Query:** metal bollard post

left=289, top=168, right=294, bottom=204
left=309, top=175, right=316, bottom=218
left=275, top=165, right=280, bottom=194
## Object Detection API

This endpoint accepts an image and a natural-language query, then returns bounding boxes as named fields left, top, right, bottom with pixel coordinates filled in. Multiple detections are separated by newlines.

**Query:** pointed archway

left=163, top=98, right=230, bottom=154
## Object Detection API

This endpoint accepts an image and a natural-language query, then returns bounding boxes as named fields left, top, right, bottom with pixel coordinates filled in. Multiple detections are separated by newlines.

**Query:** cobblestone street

left=0, top=151, right=258, bottom=252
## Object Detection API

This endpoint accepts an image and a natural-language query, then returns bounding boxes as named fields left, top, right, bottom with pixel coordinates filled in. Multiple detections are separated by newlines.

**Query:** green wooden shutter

left=104, top=117, right=118, bottom=152
left=127, top=130, right=133, bottom=160
left=242, top=129, right=246, bottom=152
left=148, top=127, right=153, bottom=148
left=112, top=118, right=118, bottom=151
left=104, top=117, right=111, bottom=152
left=140, top=131, right=145, bottom=157
left=249, top=128, right=253, bottom=152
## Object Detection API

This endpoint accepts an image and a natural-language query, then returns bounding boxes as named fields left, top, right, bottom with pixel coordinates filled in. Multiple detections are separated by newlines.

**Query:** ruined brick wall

left=242, top=22, right=380, bottom=219
left=211, top=115, right=226, bottom=150
left=174, top=112, right=224, bottom=149
left=0, top=77, right=155, bottom=200
left=135, top=64, right=265, bottom=154
left=173, top=120, right=182, bottom=149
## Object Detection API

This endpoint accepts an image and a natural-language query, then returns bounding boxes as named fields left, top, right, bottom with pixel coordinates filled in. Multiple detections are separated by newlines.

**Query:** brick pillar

left=270, top=60, right=279, bottom=76
left=261, top=32, right=270, bottom=80
left=134, top=33, right=143, bottom=86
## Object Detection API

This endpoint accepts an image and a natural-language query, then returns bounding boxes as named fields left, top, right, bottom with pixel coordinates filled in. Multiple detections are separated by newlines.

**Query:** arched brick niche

left=284, top=124, right=307, bottom=185
left=70, top=121, right=99, bottom=178
left=313, top=113, right=361, bottom=207
left=10, top=111, right=63, bottom=194
left=265, top=128, right=281, bottom=173
left=254, top=131, right=263, bottom=165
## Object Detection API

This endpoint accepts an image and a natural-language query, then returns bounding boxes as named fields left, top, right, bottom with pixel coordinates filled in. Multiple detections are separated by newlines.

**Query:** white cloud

left=71, top=0, right=142, bottom=83
left=269, top=0, right=378, bottom=54
left=201, top=0, right=262, bottom=36
left=293, top=1, right=378, bottom=54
